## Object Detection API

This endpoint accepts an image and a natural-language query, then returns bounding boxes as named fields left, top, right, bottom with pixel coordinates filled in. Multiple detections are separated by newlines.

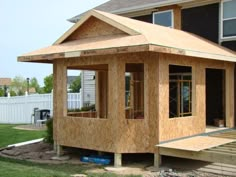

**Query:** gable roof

left=69, top=0, right=194, bottom=23
left=55, top=10, right=140, bottom=45
left=18, top=10, right=236, bottom=63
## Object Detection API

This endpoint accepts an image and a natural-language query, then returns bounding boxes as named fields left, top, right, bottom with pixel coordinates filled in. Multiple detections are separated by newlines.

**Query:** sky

left=0, top=0, right=108, bottom=86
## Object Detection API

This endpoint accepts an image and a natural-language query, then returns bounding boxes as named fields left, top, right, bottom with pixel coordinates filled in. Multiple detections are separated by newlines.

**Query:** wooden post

left=114, top=153, right=122, bottom=167
left=225, top=64, right=235, bottom=127
left=154, top=153, right=162, bottom=168
left=53, top=59, right=67, bottom=149
left=56, top=144, right=64, bottom=157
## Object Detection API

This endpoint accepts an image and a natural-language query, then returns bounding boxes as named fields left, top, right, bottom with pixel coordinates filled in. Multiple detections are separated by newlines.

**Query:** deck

left=157, top=129, right=236, bottom=165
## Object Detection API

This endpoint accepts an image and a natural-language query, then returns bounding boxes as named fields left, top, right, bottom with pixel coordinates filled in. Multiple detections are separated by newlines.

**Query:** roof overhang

left=18, top=43, right=236, bottom=63
left=18, top=10, right=236, bottom=64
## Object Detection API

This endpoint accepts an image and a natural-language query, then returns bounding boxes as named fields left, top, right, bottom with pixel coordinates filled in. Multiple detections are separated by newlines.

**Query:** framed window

left=125, top=63, right=144, bottom=119
left=221, top=0, right=236, bottom=39
left=169, top=65, right=192, bottom=118
left=153, top=10, right=174, bottom=28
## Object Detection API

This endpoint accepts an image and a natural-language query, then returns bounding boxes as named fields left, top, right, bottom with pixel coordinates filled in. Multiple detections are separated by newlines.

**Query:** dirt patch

left=14, top=124, right=46, bottom=131
left=0, top=142, right=83, bottom=164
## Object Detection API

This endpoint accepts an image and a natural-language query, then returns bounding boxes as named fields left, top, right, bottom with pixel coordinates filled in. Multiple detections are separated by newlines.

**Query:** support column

left=56, top=144, right=64, bottom=157
left=225, top=64, right=235, bottom=127
left=53, top=59, right=67, bottom=152
left=154, top=153, right=162, bottom=168
left=114, top=153, right=122, bottom=167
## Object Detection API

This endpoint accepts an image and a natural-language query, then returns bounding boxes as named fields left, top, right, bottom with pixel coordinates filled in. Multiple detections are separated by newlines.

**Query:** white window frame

left=152, top=9, right=174, bottom=28
left=220, top=0, right=236, bottom=41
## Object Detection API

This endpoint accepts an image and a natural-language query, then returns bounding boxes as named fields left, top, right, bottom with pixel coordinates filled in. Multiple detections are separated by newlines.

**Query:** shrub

left=80, top=104, right=96, bottom=112
left=44, top=118, right=53, bottom=144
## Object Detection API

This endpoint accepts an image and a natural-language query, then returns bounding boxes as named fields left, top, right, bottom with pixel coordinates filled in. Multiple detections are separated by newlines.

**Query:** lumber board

left=214, top=146, right=236, bottom=151
left=157, top=136, right=235, bottom=151
left=206, top=149, right=236, bottom=154
left=159, top=147, right=236, bottom=165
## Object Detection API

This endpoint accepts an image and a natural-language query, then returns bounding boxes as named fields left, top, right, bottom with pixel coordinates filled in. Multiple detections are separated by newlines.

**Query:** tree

left=30, top=77, right=41, bottom=93
left=43, top=74, right=53, bottom=93
left=11, top=76, right=27, bottom=96
left=69, top=75, right=81, bottom=93
left=0, top=88, right=4, bottom=97
left=9, top=90, right=17, bottom=96
left=10, top=76, right=42, bottom=95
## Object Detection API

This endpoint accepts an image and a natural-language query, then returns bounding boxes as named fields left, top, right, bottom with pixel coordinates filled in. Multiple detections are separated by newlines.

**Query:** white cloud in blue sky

left=0, top=0, right=108, bottom=85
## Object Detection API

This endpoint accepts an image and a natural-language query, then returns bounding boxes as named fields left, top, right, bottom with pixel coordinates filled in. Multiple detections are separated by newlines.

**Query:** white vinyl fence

left=0, top=92, right=81, bottom=124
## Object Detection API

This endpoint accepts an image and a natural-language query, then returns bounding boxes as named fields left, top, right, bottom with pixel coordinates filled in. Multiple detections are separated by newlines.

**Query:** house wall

left=131, top=5, right=181, bottom=30
left=127, top=3, right=236, bottom=53
left=181, top=3, right=219, bottom=43
left=158, top=53, right=235, bottom=142
left=54, top=53, right=157, bottom=153
left=81, top=71, right=95, bottom=106
left=53, top=52, right=234, bottom=153
left=222, top=41, right=236, bottom=51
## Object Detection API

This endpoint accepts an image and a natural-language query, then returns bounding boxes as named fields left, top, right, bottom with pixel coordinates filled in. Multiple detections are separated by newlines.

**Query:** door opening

left=206, top=68, right=225, bottom=126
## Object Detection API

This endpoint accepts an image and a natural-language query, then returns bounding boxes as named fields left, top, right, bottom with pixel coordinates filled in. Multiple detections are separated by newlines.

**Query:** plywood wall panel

left=65, top=16, right=126, bottom=41
left=54, top=51, right=234, bottom=153
left=158, top=53, right=234, bottom=142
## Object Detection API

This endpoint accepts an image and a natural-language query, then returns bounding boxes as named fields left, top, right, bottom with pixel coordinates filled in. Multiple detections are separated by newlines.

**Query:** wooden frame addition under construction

left=18, top=10, right=236, bottom=167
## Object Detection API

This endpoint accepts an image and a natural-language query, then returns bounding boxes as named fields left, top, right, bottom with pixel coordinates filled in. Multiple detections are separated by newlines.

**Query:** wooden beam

left=18, top=45, right=149, bottom=62
left=149, top=44, right=236, bottom=62
left=159, top=147, right=236, bottom=165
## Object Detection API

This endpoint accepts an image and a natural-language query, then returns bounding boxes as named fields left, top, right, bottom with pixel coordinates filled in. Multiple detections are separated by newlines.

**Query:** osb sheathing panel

left=65, top=16, right=126, bottom=42
left=54, top=52, right=234, bottom=153
left=56, top=53, right=156, bottom=153
left=53, top=59, right=67, bottom=142
left=158, top=53, right=235, bottom=142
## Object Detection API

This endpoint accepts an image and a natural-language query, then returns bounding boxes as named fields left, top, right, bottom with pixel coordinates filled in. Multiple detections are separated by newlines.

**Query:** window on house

left=222, top=0, right=236, bottom=38
left=153, top=10, right=173, bottom=27
left=67, top=65, right=108, bottom=119
left=125, top=63, right=144, bottom=119
left=169, top=65, right=192, bottom=118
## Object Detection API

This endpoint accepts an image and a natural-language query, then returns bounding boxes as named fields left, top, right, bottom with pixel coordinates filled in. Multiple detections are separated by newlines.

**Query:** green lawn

left=0, top=125, right=141, bottom=176
left=0, top=157, right=141, bottom=177
left=0, top=124, right=45, bottom=148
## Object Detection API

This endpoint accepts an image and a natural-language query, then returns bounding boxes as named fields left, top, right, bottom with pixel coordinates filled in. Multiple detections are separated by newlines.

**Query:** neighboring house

left=0, top=78, right=11, bottom=96
left=71, top=0, right=236, bottom=107
left=80, top=71, right=95, bottom=106
left=18, top=10, right=236, bottom=167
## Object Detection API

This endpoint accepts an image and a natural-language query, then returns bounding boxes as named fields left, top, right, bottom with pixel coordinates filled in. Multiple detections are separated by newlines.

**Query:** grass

left=0, top=124, right=45, bottom=148
left=0, top=124, right=141, bottom=176
left=0, top=156, right=141, bottom=177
